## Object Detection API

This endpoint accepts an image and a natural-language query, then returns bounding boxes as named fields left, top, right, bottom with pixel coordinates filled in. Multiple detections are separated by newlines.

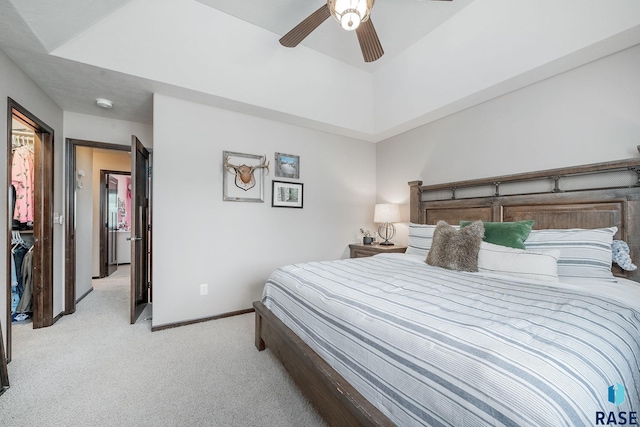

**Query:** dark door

left=130, top=136, right=150, bottom=324
left=107, top=175, right=118, bottom=276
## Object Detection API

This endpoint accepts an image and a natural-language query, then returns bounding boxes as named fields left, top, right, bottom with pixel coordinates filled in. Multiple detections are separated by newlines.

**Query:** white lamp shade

left=374, top=203, right=400, bottom=223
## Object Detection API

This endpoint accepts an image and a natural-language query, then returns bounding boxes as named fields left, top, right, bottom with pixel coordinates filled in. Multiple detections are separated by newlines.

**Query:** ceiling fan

left=280, top=0, right=453, bottom=63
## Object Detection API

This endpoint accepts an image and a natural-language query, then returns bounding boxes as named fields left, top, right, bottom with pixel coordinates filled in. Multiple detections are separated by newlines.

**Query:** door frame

left=64, top=139, right=130, bottom=315
left=99, top=170, right=131, bottom=278
left=6, top=98, right=55, bottom=361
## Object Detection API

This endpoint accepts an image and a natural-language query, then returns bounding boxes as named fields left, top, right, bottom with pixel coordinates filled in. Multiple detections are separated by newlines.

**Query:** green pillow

left=460, top=220, right=535, bottom=249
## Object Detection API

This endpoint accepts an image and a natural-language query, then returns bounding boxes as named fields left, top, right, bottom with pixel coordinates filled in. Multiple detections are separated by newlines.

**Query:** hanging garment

left=11, top=253, right=19, bottom=315
left=12, top=243, right=29, bottom=298
left=9, top=185, right=18, bottom=230
left=16, top=248, right=33, bottom=314
left=11, top=145, right=35, bottom=223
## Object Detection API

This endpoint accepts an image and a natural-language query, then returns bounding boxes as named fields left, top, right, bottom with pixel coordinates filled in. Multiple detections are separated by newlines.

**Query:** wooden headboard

left=409, top=158, right=640, bottom=282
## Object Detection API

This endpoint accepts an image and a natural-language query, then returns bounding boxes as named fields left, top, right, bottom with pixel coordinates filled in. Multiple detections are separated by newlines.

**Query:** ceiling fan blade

left=355, top=19, right=384, bottom=63
left=279, top=4, right=331, bottom=48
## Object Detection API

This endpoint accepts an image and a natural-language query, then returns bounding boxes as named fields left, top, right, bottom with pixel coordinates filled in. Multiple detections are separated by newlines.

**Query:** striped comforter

left=262, top=253, right=640, bottom=427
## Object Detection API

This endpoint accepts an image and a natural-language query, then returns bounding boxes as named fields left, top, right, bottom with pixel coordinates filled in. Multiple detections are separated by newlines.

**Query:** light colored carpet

left=0, top=266, right=326, bottom=427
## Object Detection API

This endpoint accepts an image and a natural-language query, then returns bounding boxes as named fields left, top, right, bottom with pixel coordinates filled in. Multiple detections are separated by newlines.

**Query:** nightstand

left=349, top=243, right=407, bottom=258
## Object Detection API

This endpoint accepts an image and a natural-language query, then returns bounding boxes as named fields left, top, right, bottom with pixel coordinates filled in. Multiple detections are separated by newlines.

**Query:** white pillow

left=406, top=223, right=459, bottom=258
left=524, top=227, right=617, bottom=283
left=477, top=242, right=560, bottom=283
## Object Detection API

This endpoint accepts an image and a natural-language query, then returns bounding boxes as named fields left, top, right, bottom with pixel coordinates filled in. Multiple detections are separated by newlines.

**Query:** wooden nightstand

left=349, top=243, right=407, bottom=258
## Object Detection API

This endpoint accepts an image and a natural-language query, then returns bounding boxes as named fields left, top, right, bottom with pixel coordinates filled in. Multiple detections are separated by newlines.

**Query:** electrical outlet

left=200, top=283, right=208, bottom=296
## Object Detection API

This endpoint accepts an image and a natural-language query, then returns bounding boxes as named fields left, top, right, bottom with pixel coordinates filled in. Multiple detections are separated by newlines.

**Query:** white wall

left=377, top=44, right=640, bottom=245
left=64, top=112, right=153, bottom=148
left=152, top=94, right=377, bottom=328
left=0, top=48, right=64, bottom=351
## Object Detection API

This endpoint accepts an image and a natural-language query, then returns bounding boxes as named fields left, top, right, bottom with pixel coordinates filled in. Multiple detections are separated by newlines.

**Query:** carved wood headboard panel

left=409, top=158, right=640, bottom=282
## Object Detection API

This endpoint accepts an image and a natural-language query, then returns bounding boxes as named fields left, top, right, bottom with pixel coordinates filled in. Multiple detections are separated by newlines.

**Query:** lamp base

left=377, top=222, right=397, bottom=247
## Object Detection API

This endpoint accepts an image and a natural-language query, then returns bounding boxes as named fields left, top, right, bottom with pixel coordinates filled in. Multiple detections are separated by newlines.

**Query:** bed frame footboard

left=253, top=301, right=394, bottom=427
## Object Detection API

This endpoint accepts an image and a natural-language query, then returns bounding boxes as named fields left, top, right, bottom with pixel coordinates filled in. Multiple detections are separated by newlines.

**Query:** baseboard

left=52, top=311, right=64, bottom=325
left=151, top=308, right=254, bottom=332
left=76, top=287, right=93, bottom=304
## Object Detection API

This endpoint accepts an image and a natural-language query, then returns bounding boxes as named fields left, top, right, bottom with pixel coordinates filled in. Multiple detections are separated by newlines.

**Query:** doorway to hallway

left=65, top=138, right=151, bottom=325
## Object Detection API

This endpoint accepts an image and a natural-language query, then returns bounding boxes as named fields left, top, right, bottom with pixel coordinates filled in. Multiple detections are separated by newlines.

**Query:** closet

left=9, top=123, right=36, bottom=323
left=5, top=99, right=55, bottom=362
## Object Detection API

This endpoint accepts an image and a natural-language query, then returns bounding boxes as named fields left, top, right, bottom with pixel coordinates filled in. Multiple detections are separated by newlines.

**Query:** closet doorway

left=6, top=99, right=55, bottom=362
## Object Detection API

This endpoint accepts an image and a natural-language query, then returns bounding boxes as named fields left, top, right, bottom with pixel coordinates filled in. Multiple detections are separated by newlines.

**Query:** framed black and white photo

left=222, top=151, right=268, bottom=202
left=272, top=181, right=303, bottom=208
left=274, top=152, right=300, bottom=179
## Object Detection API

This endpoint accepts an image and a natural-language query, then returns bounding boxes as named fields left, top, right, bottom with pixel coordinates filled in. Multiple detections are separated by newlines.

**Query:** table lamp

left=374, top=203, right=400, bottom=246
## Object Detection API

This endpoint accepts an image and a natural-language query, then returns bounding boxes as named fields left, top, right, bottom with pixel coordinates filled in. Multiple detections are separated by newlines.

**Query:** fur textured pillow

left=426, top=220, right=485, bottom=272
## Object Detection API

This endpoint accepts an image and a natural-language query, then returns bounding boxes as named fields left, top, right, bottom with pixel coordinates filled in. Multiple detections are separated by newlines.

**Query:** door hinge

left=148, top=167, right=152, bottom=177
left=147, top=282, right=151, bottom=290
left=148, top=224, right=151, bottom=231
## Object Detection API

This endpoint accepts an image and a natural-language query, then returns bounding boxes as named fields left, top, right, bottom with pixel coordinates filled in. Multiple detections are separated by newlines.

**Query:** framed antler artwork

left=222, top=151, right=269, bottom=202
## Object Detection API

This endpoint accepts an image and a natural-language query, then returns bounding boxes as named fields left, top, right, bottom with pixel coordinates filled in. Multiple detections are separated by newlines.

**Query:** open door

left=129, top=136, right=150, bottom=324
left=106, top=175, right=118, bottom=276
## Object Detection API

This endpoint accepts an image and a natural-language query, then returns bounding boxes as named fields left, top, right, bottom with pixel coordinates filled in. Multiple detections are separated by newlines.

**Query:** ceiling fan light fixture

left=340, top=10, right=361, bottom=30
left=328, top=0, right=373, bottom=31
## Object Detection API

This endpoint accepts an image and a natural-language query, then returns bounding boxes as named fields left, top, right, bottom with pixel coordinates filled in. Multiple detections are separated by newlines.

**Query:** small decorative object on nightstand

left=360, top=228, right=373, bottom=245
left=349, top=243, right=406, bottom=258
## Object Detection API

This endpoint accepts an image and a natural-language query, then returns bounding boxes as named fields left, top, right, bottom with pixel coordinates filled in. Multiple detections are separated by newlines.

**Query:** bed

left=254, top=157, right=640, bottom=426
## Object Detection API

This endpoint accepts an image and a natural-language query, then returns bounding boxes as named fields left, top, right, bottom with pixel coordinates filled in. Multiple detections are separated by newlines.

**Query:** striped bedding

left=262, top=253, right=640, bottom=427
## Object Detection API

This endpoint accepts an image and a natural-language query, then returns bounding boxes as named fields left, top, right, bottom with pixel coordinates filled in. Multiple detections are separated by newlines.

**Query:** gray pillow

left=426, top=220, right=485, bottom=272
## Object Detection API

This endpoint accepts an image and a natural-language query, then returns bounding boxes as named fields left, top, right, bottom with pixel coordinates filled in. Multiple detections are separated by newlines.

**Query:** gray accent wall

left=376, top=44, right=640, bottom=245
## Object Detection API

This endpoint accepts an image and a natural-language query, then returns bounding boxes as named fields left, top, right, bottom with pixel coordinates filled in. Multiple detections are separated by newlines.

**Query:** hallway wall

left=75, top=147, right=94, bottom=299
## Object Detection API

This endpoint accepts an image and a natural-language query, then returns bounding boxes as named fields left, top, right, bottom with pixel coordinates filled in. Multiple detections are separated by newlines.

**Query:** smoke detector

left=96, top=98, right=113, bottom=109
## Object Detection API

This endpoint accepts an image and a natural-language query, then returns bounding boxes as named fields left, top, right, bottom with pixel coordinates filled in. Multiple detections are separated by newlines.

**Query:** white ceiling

left=1, top=0, right=639, bottom=141
left=194, top=0, right=475, bottom=71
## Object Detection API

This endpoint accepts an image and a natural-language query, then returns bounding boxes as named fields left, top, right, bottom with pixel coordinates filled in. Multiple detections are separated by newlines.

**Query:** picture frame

left=274, top=152, right=300, bottom=179
left=272, top=181, right=303, bottom=208
left=222, top=151, right=267, bottom=203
